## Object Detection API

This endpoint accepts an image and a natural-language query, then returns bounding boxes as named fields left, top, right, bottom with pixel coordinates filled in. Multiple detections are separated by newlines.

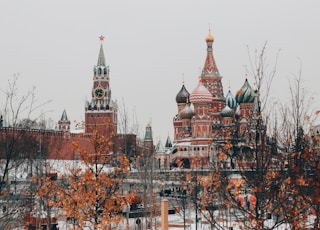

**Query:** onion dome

left=190, top=79, right=214, bottom=103
left=205, top=31, right=214, bottom=42
left=220, top=105, right=234, bottom=117
left=176, top=84, right=190, bottom=104
left=235, top=79, right=255, bottom=103
left=179, top=103, right=194, bottom=119
left=225, top=90, right=237, bottom=109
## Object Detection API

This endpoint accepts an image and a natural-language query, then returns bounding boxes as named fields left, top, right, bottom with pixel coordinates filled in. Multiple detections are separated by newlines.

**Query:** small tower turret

left=58, top=109, right=70, bottom=132
left=144, top=123, right=154, bottom=153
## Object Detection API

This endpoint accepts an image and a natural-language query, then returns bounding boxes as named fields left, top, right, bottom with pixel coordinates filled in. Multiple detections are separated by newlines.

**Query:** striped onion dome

left=176, top=84, right=190, bottom=104
left=235, top=79, right=255, bottom=103
left=225, top=90, right=237, bottom=109
left=190, top=79, right=213, bottom=103
left=221, top=105, right=234, bottom=117
left=179, top=103, right=194, bottom=119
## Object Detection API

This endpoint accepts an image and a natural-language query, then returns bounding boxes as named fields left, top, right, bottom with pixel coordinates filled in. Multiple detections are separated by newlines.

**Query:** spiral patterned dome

left=176, top=84, right=190, bottom=104
left=190, top=79, right=213, bottom=103
left=179, top=103, right=194, bottom=120
left=235, top=79, right=255, bottom=103
left=225, top=90, right=237, bottom=109
left=221, top=105, right=234, bottom=117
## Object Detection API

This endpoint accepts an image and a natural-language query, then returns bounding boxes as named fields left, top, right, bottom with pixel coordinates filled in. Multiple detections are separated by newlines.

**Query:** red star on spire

left=99, top=35, right=105, bottom=41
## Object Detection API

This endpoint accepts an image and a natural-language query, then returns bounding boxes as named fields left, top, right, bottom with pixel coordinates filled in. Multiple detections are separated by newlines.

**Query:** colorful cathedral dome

left=176, top=84, right=190, bottom=104
left=190, top=79, right=214, bottom=103
left=220, top=105, right=234, bottom=117
left=235, top=79, right=255, bottom=104
left=225, top=90, right=237, bottom=109
left=179, top=103, right=194, bottom=119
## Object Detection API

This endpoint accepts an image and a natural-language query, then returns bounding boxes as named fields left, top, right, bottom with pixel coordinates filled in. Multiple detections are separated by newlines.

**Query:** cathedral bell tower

left=201, top=31, right=225, bottom=120
left=85, top=35, right=117, bottom=136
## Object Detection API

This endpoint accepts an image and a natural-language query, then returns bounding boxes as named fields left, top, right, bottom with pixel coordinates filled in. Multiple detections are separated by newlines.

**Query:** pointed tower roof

left=156, top=139, right=164, bottom=152
left=202, top=30, right=219, bottom=76
left=97, top=35, right=106, bottom=67
left=165, top=136, right=172, bottom=148
left=60, top=109, right=69, bottom=121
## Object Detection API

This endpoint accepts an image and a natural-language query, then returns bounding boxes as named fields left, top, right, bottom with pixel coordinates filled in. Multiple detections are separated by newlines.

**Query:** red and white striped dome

left=190, top=79, right=213, bottom=103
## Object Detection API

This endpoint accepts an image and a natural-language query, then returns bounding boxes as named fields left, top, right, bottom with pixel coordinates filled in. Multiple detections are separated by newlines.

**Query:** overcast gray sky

left=1, top=0, right=319, bottom=142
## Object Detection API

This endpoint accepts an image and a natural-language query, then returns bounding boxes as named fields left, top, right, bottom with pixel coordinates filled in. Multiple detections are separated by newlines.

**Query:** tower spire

left=202, top=30, right=219, bottom=77
left=97, top=35, right=106, bottom=67
left=60, top=109, right=69, bottom=121
left=85, top=35, right=117, bottom=135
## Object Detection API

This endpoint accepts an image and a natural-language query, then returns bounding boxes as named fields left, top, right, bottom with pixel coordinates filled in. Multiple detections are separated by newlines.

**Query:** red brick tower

left=85, top=35, right=117, bottom=136
left=58, top=109, right=70, bottom=132
left=201, top=31, right=225, bottom=120
left=144, top=123, right=154, bottom=151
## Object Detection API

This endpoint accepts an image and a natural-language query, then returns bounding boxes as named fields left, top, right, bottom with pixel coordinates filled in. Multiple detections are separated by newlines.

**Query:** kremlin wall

left=0, top=35, right=154, bottom=169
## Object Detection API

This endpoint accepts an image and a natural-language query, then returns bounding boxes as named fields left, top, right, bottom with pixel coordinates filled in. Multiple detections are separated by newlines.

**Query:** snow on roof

left=70, top=129, right=84, bottom=134
left=173, top=142, right=192, bottom=147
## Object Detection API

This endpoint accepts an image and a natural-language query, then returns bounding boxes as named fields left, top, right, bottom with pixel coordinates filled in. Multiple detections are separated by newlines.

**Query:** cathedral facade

left=157, top=31, right=261, bottom=169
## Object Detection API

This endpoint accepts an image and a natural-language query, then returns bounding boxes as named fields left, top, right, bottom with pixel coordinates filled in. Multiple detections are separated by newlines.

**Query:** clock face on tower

left=94, top=87, right=105, bottom=99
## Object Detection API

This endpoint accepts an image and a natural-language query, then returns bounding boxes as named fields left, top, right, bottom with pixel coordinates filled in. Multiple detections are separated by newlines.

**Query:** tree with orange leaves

left=195, top=45, right=291, bottom=229
left=277, top=74, right=320, bottom=229
left=37, top=127, right=135, bottom=230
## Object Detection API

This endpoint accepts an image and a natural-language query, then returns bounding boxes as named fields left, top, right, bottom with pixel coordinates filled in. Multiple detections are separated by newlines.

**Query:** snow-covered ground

left=55, top=211, right=317, bottom=230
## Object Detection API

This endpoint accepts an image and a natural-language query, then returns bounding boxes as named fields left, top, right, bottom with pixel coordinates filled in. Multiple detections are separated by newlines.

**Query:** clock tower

left=85, top=35, right=117, bottom=136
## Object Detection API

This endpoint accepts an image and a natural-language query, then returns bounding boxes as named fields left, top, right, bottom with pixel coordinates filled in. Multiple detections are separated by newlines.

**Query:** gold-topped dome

left=205, top=31, right=214, bottom=42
